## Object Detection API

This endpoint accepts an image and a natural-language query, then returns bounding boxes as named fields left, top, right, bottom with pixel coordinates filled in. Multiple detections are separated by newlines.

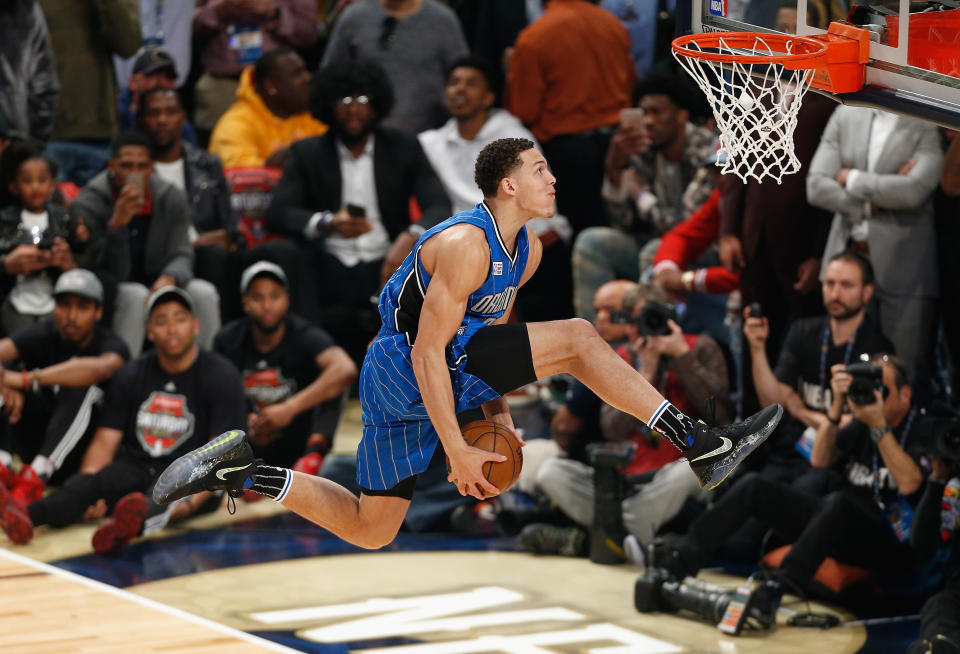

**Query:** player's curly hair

left=474, top=138, right=535, bottom=198
left=308, top=60, right=395, bottom=125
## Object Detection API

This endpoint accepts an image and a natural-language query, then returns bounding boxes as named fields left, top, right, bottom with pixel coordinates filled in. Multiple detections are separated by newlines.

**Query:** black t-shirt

left=775, top=315, right=895, bottom=413
left=834, top=413, right=926, bottom=506
left=213, top=313, right=337, bottom=437
left=100, top=350, right=246, bottom=469
left=11, top=321, right=130, bottom=369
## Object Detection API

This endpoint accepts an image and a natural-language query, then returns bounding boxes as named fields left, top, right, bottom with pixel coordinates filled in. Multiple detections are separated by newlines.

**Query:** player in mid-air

left=153, top=138, right=782, bottom=549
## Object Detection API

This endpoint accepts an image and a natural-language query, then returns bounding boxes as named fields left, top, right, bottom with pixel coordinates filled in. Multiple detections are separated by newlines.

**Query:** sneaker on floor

left=0, top=483, right=33, bottom=545
left=10, top=465, right=45, bottom=506
left=152, top=430, right=256, bottom=504
left=687, top=404, right=783, bottom=490
left=92, top=492, right=148, bottom=554
left=292, top=452, right=324, bottom=476
left=520, top=523, right=587, bottom=557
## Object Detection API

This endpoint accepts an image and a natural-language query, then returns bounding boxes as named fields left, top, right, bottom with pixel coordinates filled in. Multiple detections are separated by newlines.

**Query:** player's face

left=510, top=148, right=556, bottom=218
left=638, top=94, right=685, bottom=149
left=54, top=294, right=101, bottom=345
left=822, top=260, right=871, bottom=320
left=445, top=66, right=494, bottom=119
left=243, top=277, right=289, bottom=333
left=146, top=301, right=198, bottom=358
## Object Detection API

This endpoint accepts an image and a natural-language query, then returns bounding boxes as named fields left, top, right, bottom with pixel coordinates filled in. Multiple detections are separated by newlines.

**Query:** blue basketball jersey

left=356, top=202, right=529, bottom=490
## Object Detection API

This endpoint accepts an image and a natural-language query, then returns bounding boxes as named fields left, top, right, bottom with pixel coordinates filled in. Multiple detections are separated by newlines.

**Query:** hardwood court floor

left=0, top=548, right=294, bottom=653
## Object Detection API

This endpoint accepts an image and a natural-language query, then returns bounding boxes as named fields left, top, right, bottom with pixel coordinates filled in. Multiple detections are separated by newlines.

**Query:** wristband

left=22, top=368, right=28, bottom=390
left=869, top=424, right=890, bottom=444
left=827, top=412, right=841, bottom=426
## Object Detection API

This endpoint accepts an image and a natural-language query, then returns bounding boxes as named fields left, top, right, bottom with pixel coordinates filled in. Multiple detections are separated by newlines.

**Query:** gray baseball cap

left=240, top=261, right=288, bottom=294
left=53, top=269, right=104, bottom=304
left=145, top=286, right=194, bottom=318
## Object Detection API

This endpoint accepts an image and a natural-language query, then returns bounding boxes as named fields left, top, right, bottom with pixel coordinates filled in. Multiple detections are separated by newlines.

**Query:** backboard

left=691, top=0, right=960, bottom=128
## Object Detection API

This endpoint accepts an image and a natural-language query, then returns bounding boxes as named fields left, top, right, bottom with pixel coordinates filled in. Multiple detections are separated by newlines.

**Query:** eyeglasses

left=379, top=16, right=397, bottom=50
left=338, top=95, right=370, bottom=107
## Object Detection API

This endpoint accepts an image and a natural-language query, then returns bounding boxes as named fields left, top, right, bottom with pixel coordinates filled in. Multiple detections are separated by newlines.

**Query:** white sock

left=29, top=455, right=55, bottom=480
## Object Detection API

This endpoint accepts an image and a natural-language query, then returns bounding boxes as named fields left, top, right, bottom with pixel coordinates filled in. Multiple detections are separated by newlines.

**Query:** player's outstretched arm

left=411, top=225, right=505, bottom=499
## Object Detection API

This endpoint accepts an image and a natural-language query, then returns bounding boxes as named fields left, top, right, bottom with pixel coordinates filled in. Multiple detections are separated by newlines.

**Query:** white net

left=674, top=35, right=818, bottom=184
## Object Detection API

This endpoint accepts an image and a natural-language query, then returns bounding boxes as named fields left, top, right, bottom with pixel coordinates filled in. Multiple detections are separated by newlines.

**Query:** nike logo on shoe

left=691, top=436, right=732, bottom=462
left=215, top=463, right=253, bottom=481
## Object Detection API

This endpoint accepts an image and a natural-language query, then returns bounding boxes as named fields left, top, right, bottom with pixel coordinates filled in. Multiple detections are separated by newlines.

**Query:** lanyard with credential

left=872, top=407, right=916, bottom=502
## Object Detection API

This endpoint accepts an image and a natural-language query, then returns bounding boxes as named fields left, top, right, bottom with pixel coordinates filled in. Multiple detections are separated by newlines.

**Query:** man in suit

left=807, top=106, right=943, bottom=403
left=266, top=60, right=450, bottom=365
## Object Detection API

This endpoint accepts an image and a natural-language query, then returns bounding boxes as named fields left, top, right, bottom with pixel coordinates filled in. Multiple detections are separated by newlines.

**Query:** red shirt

left=653, top=188, right=740, bottom=294
left=507, top=0, right=635, bottom=142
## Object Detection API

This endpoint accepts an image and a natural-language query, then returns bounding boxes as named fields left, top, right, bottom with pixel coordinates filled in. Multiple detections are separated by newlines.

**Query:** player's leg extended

left=152, top=431, right=411, bottom=549
left=524, top=319, right=783, bottom=489
left=526, top=319, right=666, bottom=421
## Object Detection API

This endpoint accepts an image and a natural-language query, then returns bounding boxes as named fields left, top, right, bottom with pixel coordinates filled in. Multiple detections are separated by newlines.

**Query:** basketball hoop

left=673, top=23, right=870, bottom=184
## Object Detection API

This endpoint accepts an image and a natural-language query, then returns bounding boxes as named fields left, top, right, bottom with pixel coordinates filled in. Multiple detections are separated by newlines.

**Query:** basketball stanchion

left=672, top=22, right=871, bottom=184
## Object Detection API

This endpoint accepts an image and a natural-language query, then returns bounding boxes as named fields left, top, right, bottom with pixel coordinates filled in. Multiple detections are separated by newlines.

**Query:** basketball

left=447, top=420, right=523, bottom=495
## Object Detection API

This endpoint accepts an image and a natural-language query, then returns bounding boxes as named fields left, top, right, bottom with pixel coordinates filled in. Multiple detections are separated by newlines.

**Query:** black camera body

left=845, top=362, right=887, bottom=406
left=586, top=441, right=635, bottom=469
left=748, top=302, right=763, bottom=319
left=638, top=300, right=679, bottom=337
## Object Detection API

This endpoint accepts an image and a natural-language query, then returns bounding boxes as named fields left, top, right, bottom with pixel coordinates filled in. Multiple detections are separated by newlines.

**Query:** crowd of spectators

left=0, top=0, right=957, bottom=647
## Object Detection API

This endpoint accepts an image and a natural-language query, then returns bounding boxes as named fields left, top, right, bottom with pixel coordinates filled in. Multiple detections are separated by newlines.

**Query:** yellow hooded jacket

left=209, top=67, right=327, bottom=169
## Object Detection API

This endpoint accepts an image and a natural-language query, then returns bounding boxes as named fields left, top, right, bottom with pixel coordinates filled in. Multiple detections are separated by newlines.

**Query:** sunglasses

left=337, top=95, right=370, bottom=107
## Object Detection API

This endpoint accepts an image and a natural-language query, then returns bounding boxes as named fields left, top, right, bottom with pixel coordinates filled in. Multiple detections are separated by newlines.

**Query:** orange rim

left=672, top=32, right=828, bottom=68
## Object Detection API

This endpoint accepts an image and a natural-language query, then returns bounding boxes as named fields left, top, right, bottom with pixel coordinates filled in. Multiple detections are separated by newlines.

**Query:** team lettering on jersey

left=243, top=367, right=296, bottom=411
left=136, top=391, right=196, bottom=456
left=469, top=285, right=517, bottom=316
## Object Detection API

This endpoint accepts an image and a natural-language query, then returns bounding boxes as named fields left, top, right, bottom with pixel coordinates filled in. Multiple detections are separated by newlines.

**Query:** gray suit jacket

left=807, top=106, right=943, bottom=297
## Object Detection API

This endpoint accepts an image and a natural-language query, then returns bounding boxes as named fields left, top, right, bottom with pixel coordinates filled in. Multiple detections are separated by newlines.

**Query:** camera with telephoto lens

left=586, top=441, right=635, bottom=565
left=637, top=300, right=679, bottom=337
left=634, top=567, right=780, bottom=635
left=845, top=362, right=888, bottom=406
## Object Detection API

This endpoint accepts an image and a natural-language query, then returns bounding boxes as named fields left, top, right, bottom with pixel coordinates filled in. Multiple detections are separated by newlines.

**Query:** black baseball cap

left=240, top=261, right=289, bottom=295
left=133, top=47, right=177, bottom=77
left=145, top=286, right=194, bottom=318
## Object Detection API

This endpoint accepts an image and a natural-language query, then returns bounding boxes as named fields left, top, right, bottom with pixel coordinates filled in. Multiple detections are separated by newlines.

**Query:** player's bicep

left=414, top=231, right=489, bottom=351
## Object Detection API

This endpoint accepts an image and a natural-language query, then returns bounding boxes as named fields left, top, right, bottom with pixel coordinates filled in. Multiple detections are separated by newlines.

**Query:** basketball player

left=152, top=138, right=782, bottom=549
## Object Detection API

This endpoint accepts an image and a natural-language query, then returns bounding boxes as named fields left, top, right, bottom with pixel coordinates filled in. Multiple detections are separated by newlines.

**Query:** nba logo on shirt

left=709, top=0, right=726, bottom=16
left=492, top=261, right=504, bottom=276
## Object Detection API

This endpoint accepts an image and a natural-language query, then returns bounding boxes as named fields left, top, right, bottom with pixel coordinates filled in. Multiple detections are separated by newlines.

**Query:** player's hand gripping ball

left=446, top=420, right=523, bottom=495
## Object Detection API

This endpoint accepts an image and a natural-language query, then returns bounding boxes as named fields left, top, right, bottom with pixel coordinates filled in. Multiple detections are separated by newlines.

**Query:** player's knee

left=565, top=318, right=600, bottom=347
left=355, top=524, right=401, bottom=550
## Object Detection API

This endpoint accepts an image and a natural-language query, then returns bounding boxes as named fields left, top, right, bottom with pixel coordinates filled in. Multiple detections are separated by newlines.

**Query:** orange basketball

left=447, top=420, right=523, bottom=495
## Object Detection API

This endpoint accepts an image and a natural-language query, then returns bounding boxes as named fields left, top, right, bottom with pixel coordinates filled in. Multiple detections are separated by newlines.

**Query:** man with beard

left=0, top=286, right=246, bottom=547
left=744, top=250, right=894, bottom=479
left=0, top=269, right=129, bottom=506
left=266, top=60, right=450, bottom=365
left=214, top=262, right=356, bottom=476
left=138, top=87, right=299, bottom=322
left=209, top=49, right=326, bottom=170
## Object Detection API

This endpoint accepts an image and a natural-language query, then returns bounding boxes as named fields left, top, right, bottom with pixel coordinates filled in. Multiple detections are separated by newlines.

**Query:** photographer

left=526, top=281, right=725, bottom=556
left=655, top=354, right=925, bottom=611
left=907, top=426, right=959, bottom=653
left=745, top=250, right=893, bottom=479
